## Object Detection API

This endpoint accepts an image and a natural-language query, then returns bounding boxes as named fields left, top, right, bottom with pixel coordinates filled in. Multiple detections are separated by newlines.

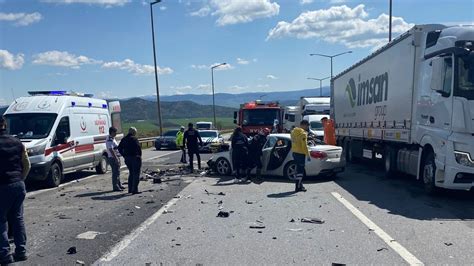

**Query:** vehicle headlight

left=27, top=144, right=46, bottom=156
left=454, top=151, right=474, bottom=167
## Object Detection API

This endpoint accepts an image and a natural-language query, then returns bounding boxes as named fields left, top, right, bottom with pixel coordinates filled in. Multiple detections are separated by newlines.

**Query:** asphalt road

left=15, top=149, right=474, bottom=265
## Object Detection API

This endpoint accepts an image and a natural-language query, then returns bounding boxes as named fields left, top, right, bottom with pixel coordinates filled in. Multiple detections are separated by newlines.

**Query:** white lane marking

left=331, top=192, right=423, bottom=266
left=98, top=196, right=182, bottom=262
left=76, top=231, right=105, bottom=240
left=26, top=151, right=179, bottom=197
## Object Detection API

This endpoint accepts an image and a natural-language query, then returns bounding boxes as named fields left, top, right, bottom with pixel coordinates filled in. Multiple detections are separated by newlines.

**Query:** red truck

left=233, top=100, right=285, bottom=136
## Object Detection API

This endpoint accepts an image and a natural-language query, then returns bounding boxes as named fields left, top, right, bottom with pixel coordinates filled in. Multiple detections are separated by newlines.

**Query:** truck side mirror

left=233, top=119, right=237, bottom=124
left=233, top=111, right=237, bottom=120
left=284, top=114, right=289, bottom=120
left=430, top=57, right=444, bottom=92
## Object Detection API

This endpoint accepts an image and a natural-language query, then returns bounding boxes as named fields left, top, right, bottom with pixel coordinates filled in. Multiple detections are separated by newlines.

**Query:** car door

left=52, top=116, right=75, bottom=170
left=265, top=138, right=291, bottom=175
left=261, top=136, right=277, bottom=174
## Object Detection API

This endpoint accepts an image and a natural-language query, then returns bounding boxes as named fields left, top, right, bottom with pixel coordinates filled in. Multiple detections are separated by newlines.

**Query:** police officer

left=176, top=126, right=186, bottom=164
left=184, top=123, right=203, bottom=171
left=247, top=128, right=269, bottom=180
left=0, top=116, right=30, bottom=264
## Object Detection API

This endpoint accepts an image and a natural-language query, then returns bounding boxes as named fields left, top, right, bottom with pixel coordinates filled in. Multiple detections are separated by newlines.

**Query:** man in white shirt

left=106, top=127, right=124, bottom=191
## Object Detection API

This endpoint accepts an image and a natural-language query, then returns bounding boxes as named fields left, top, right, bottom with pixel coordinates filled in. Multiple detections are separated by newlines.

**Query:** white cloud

left=160, top=6, right=167, bottom=11
left=98, top=91, right=113, bottom=99
left=227, top=85, right=247, bottom=92
left=33, top=50, right=101, bottom=69
left=190, top=64, right=208, bottom=69
left=0, top=50, right=24, bottom=70
left=102, top=59, right=173, bottom=75
left=191, top=0, right=279, bottom=26
left=267, top=4, right=414, bottom=49
left=0, top=12, right=42, bottom=26
left=266, top=74, right=278, bottom=80
left=190, top=6, right=211, bottom=17
left=237, top=58, right=249, bottom=65
left=253, top=58, right=258, bottom=62
left=300, top=0, right=314, bottom=5
left=195, top=84, right=211, bottom=92
left=329, top=0, right=347, bottom=3
left=41, top=0, right=130, bottom=7
left=257, top=84, right=270, bottom=89
left=171, top=85, right=193, bottom=95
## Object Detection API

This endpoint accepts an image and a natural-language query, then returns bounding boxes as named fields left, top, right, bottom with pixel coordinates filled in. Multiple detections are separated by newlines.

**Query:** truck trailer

left=331, top=24, right=474, bottom=193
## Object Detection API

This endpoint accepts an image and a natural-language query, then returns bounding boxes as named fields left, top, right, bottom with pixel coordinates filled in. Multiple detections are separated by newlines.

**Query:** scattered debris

left=331, top=263, right=346, bottom=266
left=174, top=195, right=182, bottom=199
left=245, top=200, right=255, bottom=204
left=163, top=209, right=174, bottom=214
left=76, top=231, right=105, bottom=240
left=60, top=193, right=66, bottom=197
left=249, top=223, right=266, bottom=229
left=56, top=214, right=72, bottom=220
left=27, top=196, right=35, bottom=200
left=287, top=228, right=303, bottom=232
left=145, top=200, right=156, bottom=204
left=444, top=242, right=453, bottom=246
left=289, top=218, right=295, bottom=223
left=67, top=246, right=77, bottom=254
left=272, top=237, right=277, bottom=240
left=301, top=217, right=325, bottom=224
left=218, top=200, right=223, bottom=204
left=218, top=192, right=226, bottom=196
left=205, top=189, right=210, bottom=195
left=135, top=206, right=141, bottom=209
left=257, top=231, right=263, bottom=233
left=76, top=260, right=85, bottom=265
left=200, top=201, right=207, bottom=204
left=377, top=248, right=388, bottom=252
left=329, top=229, right=336, bottom=232
left=217, top=211, right=230, bottom=218
left=177, top=227, right=182, bottom=230
left=166, top=220, right=174, bottom=224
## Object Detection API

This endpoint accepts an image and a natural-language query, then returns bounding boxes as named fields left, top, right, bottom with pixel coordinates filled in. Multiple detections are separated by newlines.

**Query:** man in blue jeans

left=0, top=116, right=30, bottom=264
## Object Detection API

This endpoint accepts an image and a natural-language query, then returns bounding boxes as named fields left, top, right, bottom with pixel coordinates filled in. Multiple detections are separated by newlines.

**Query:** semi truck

left=234, top=100, right=284, bottom=136
left=332, top=24, right=474, bottom=193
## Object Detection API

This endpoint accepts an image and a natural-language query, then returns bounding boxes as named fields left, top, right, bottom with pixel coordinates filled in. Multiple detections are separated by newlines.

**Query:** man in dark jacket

left=231, top=127, right=249, bottom=182
left=118, top=127, right=142, bottom=194
left=247, top=128, right=269, bottom=179
left=184, top=123, right=203, bottom=171
left=0, top=116, right=30, bottom=264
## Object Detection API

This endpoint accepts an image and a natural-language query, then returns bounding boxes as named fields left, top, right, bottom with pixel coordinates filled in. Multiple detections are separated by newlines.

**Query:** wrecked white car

left=207, top=133, right=345, bottom=179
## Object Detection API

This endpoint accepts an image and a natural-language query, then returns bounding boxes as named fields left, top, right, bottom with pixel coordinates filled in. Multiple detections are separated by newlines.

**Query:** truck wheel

left=344, top=141, right=353, bottom=163
left=96, top=154, right=108, bottom=174
left=46, top=162, right=62, bottom=188
left=384, top=146, right=397, bottom=178
left=421, top=152, right=439, bottom=195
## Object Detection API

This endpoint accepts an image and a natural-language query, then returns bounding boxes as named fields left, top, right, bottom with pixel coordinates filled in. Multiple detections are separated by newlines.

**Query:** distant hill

left=0, top=106, right=6, bottom=115
left=120, top=98, right=237, bottom=122
left=142, top=87, right=330, bottom=108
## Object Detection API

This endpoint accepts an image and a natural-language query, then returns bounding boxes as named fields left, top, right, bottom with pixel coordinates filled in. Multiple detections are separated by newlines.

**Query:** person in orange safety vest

left=321, top=117, right=336, bottom=145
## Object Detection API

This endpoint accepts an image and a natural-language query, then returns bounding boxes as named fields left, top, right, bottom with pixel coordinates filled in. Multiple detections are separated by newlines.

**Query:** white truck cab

left=3, top=91, right=122, bottom=187
left=196, top=121, right=213, bottom=130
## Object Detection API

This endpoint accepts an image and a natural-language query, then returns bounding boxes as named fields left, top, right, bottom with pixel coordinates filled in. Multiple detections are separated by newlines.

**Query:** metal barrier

left=138, top=137, right=158, bottom=149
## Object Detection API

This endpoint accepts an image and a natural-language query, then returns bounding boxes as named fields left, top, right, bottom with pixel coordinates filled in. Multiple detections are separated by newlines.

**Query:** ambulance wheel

left=46, top=162, right=62, bottom=188
left=96, top=154, right=109, bottom=174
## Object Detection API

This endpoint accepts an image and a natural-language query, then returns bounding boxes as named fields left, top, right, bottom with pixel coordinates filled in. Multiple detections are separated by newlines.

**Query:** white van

left=303, top=114, right=329, bottom=139
left=283, top=106, right=299, bottom=132
left=3, top=91, right=122, bottom=187
left=196, top=121, right=213, bottom=130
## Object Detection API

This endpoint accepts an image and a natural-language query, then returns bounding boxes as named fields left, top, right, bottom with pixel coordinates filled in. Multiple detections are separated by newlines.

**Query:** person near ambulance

left=0, top=116, right=30, bottom=264
left=106, top=127, right=124, bottom=192
left=290, top=120, right=311, bottom=192
left=176, top=126, right=186, bottom=164
left=118, top=127, right=142, bottom=194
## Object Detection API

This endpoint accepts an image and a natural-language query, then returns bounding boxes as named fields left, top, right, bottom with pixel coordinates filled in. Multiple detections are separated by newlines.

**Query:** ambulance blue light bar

left=28, top=91, right=67, bottom=96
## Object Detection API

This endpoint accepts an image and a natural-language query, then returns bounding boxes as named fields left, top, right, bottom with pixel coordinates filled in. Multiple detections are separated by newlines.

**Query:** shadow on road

left=26, top=170, right=97, bottom=192
left=75, top=190, right=115, bottom=198
left=335, top=161, right=474, bottom=221
left=267, top=191, right=297, bottom=198
left=91, top=193, right=130, bottom=201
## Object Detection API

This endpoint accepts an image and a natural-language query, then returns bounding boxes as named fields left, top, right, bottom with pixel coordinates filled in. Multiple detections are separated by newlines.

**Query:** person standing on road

left=106, top=127, right=124, bottom=192
left=118, top=127, right=142, bottom=194
left=230, top=127, right=249, bottom=183
left=0, top=116, right=30, bottom=264
left=176, top=126, right=186, bottom=164
left=321, top=117, right=336, bottom=145
left=184, top=123, right=203, bottom=171
left=290, top=120, right=311, bottom=192
left=247, top=128, right=269, bottom=180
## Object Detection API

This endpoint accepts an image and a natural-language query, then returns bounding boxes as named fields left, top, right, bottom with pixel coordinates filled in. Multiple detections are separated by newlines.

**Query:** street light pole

left=309, top=51, right=353, bottom=79
left=150, top=0, right=163, bottom=135
left=389, top=0, right=393, bottom=42
left=307, top=77, right=330, bottom=96
left=210, top=63, right=227, bottom=128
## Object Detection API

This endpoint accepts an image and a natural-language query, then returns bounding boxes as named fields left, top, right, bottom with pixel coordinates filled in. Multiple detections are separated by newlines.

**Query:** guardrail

left=138, top=137, right=157, bottom=149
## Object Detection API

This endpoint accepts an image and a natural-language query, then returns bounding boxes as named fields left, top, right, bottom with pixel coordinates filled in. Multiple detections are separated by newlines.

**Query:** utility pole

left=389, top=0, right=392, bottom=42
left=307, top=77, right=330, bottom=97
left=210, top=63, right=227, bottom=128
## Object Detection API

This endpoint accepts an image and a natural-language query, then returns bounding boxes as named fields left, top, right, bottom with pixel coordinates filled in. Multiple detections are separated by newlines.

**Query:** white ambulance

left=3, top=91, right=122, bottom=187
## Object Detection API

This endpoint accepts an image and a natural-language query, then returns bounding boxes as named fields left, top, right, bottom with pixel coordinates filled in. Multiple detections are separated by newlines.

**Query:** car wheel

left=155, top=145, right=161, bottom=150
left=422, top=152, right=440, bottom=195
left=216, top=158, right=232, bottom=175
left=96, top=154, right=108, bottom=174
left=46, top=162, right=62, bottom=188
left=284, top=161, right=298, bottom=180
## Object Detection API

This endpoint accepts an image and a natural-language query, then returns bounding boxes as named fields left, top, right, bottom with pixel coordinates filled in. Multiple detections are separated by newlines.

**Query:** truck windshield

left=456, top=55, right=474, bottom=100
left=4, top=113, right=57, bottom=139
left=243, top=109, right=279, bottom=126
left=310, top=121, right=323, bottom=130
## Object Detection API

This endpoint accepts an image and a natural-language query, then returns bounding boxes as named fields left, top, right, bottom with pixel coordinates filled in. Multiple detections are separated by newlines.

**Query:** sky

left=0, top=0, right=473, bottom=105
